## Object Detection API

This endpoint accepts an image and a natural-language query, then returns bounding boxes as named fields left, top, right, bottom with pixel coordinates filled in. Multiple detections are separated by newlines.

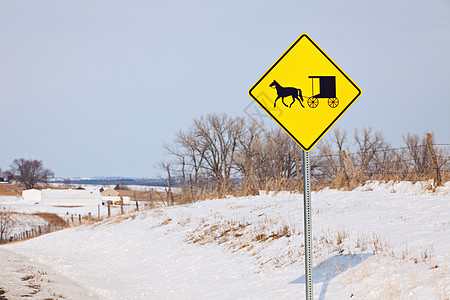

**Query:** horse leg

left=292, top=96, right=304, bottom=108
left=298, top=89, right=305, bottom=108
left=282, top=97, right=289, bottom=107
left=289, top=96, right=296, bottom=108
left=274, top=96, right=280, bottom=108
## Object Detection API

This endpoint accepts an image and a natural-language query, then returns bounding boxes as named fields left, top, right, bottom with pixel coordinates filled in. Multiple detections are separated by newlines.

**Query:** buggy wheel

left=307, top=97, right=319, bottom=108
left=328, top=98, right=339, bottom=108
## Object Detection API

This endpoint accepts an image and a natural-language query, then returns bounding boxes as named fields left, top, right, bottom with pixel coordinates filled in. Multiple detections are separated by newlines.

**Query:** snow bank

left=355, top=180, right=450, bottom=195
left=1, top=185, right=449, bottom=299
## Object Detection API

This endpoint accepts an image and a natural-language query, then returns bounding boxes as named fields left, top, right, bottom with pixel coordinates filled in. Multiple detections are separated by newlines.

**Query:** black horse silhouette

left=269, top=80, right=304, bottom=108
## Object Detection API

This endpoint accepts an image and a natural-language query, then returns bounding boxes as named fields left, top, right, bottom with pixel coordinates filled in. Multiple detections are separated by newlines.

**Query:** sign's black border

left=248, top=34, right=362, bottom=152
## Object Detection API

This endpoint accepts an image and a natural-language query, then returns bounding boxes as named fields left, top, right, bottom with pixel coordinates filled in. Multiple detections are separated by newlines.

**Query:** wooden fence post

left=166, top=165, right=174, bottom=206
left=107, top=201, right=111, bottom=218
left=426, top=133, right=442, bottom=186
left=341, top=149, right=357, bottom=187
left=134, top=191, right=139, bottom=211
left=149, top=194, right=153, bottom=210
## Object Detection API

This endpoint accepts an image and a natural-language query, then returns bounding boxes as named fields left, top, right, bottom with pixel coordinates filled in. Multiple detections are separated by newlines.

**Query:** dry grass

left=115, top=189, right=168, bottom=202
left=0, top=184, right=71, bottom=196
left=32, top=213, right=67, bottom=225
left=0, top=183, right=26, bottom=196
left=93, top=212, right=139, bottom=227
left=383, top=269, right=401, bottom=300
left=184, top=216, right=298, bottom=254
left=328, top=236, right=449, bottom=299
left=3, top=211, right=67, bottom=226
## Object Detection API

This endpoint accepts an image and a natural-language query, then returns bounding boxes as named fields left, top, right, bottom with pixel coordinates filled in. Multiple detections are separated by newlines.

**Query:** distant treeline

left=51, top=178, right=170, bottom=187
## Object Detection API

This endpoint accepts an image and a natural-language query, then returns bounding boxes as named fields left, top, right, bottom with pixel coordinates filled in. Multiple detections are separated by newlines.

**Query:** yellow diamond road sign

left=249, top=34, right=361, bottom=151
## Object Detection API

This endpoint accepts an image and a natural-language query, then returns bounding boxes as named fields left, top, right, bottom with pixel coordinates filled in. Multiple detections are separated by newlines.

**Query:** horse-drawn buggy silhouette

left=307, top=76, right=338, bottom=108
left=269, top=76, right=339, bottom=109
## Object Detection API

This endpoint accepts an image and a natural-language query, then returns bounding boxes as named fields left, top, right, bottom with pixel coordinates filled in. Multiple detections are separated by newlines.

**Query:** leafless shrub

left=353, top=127, right=389, bottom=177
left=114, top=181, right=130, bottom=191
left=0, top=208, right=13, bottom=243
left=403, top=133, right=430, bottom=179
left=234, top=118, right=263, bottom=195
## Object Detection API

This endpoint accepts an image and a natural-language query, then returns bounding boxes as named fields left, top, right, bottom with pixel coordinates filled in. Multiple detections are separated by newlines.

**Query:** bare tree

left=332, top=129, right=348, bottom=153
left=165, top=114, right=272, bottom=196
left=402, top=133, right=430, bottom=178
left=191, top=114, right=244, bottom=195
left=114, top=181, right=130, bottom=190
left=401, top=132, right=450, bottom=182
left=8, top=159, right=54, bottom=189
left=315, top=129, right=348, bottom=183
left=159, top=161, right=174, bottom=206
left=246, top=127, right=301, bottom=191
left=266, top=128, right=297, bottom=179
left=164, top=128, right=206, bottom=196
left=63, top=178, right=72, bottom=187
left=234, top=118, right=264, bottom=190
left=370, top=143, right=401, bottom=179
left=316, top=139, right=339, bottom=182
left=353, top=127, right=387, bottom=176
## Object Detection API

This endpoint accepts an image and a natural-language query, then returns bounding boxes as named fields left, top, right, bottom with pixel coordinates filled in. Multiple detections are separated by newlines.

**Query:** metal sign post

left=303, top=150, right=313, bottom=299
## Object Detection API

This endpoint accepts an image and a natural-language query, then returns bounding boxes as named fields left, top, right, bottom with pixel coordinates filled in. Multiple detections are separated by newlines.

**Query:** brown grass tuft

left=32, top=213, right=67, bottom=225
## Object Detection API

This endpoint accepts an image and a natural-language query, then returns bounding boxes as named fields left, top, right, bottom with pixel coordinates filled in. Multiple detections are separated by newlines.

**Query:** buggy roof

left=308, top=76, right=336, bottom=98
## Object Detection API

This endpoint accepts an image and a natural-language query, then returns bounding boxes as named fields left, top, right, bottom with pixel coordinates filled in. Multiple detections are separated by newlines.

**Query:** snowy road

left=0, top=247, right=98, bottom=299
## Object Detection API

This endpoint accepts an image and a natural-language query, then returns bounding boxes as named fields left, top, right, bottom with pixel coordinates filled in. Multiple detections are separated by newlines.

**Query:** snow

left=0, top=196, right=136, bottom=218
left=0, top=181, right=449, bottom=299
left=355, top=180, right=450, bottom=196
left=40, top=189, right=102, bottom=206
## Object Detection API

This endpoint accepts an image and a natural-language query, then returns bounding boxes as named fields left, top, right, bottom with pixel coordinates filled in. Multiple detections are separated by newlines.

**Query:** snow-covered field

left=0, top=195, right=137, bottom=219
left=0, top=181, right=449, bottom=299
left=0, top=196, right=138, bottom=237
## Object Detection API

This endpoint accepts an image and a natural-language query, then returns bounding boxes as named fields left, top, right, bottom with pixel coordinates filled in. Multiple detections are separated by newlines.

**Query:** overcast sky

left=0, top=0, right=449, bottom=178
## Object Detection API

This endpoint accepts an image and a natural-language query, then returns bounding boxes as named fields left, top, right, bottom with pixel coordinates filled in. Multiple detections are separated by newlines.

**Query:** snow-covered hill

left=1, top=181, right=449, bottom=299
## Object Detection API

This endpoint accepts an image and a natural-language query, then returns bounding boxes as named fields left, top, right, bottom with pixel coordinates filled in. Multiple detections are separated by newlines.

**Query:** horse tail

left=298, top=89, right=304, bottom=101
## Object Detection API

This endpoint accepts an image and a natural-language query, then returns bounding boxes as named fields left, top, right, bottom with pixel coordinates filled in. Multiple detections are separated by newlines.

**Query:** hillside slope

left=1, top=181, right=449, bottom=299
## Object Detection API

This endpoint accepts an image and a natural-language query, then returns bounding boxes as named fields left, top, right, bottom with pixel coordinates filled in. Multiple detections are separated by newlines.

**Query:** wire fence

left=0, top=200, right=156, bottom=245
left=309, top=141, right=449, bottom=187
left=7, top=223, right=68, bottom=243
left=310, top=143, right=450, bottom=159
